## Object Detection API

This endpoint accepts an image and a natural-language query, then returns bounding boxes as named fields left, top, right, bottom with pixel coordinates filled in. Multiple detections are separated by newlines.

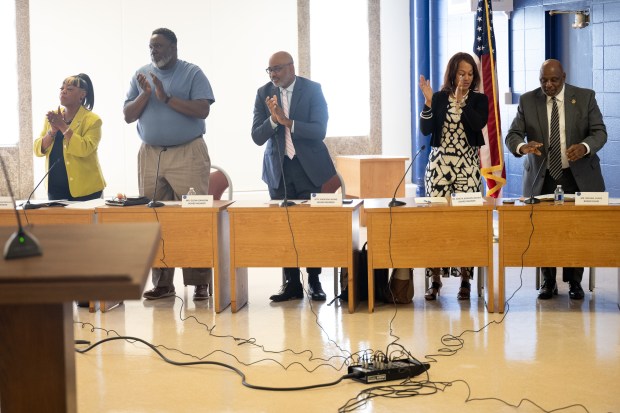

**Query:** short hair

left=63, top=73, right=95, bottom=110
left=152, top=28, right=177, bottom=45
left=440, top=52, right=480, bottom=93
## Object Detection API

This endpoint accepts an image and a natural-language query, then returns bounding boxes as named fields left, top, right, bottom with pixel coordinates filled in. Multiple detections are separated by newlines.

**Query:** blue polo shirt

left=124, top=60, right=215, bottom=146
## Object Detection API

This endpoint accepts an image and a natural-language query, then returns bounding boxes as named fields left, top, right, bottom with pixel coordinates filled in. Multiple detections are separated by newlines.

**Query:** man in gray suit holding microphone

left=506, top=59, right=607, bottom=300
left=252, top=51, right=336, bottom=303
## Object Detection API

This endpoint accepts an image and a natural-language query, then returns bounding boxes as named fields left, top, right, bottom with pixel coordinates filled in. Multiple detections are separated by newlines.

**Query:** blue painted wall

left=411, top=0, right=620, bottom=197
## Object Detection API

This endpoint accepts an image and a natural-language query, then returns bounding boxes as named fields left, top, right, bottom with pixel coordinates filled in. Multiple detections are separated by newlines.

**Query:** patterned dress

left=424, top=93, right=480, bottom=279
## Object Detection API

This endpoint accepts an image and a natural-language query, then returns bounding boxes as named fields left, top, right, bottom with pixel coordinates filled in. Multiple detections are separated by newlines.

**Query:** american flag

left=474, top=0, right=505, bottom=197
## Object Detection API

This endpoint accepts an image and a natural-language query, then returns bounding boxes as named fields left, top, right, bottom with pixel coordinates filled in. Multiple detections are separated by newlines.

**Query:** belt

left=158, top=135, right=203, bottom=149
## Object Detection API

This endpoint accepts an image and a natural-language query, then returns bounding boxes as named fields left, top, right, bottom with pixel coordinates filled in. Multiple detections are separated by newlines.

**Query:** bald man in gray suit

left=506, top=59, right=607, bottom=301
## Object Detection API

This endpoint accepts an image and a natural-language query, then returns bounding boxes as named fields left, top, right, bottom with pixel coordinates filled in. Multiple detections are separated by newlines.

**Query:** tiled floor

left=74, top=260, right=620, bottom=412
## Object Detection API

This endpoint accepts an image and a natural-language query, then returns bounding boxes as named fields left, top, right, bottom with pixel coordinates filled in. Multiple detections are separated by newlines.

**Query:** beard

left=152, top=52, right=173, bottom=69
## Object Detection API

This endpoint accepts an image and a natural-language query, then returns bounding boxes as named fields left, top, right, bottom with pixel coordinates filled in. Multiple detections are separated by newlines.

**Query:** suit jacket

left=505, top=84, right=607, bottom=196
left=420, top=90, right=488, bottom=148
left=251, top=76, right=336, bottom=189
left=34, top=105, right=106, bottom=197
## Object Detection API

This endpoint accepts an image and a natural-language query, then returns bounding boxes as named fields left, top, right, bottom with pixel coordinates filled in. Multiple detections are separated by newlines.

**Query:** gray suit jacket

left=251, top=76, right=336, bottom=189
left=505, top=84, right=607, bottom=196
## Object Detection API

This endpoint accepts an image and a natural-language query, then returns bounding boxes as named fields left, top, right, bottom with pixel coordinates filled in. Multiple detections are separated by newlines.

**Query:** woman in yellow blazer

left=34, top=73, right=105, bottom=200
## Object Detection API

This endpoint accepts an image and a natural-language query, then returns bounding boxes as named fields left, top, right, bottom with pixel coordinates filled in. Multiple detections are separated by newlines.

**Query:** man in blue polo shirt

left=124, top=27, right=215, bottom=301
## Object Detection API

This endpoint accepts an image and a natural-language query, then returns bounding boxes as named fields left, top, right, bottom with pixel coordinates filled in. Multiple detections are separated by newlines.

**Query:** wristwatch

left=164, top=93, right=172, bottom=104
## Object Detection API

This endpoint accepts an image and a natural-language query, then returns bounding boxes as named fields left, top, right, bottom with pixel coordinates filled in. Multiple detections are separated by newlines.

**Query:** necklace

left=63, top=108, right=78, bottom=124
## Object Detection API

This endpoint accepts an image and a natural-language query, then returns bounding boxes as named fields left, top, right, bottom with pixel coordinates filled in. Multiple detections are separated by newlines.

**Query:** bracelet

left=419, top=111, right=433, bottom=120
left=164, top=94, right=171, bottom=104
left=64, top=128, right=71, bottom=135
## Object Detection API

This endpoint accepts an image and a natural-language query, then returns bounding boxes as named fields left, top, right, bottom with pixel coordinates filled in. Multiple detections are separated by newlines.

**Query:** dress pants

left=540, top=168, right=583, bottom=283
left=269, top=156, right=322, bottom=285
left=138, top=138, right=212, bottom=287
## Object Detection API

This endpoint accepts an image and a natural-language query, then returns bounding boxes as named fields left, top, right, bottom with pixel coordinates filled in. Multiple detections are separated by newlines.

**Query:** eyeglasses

left=265, top=62, right=293, bottom=75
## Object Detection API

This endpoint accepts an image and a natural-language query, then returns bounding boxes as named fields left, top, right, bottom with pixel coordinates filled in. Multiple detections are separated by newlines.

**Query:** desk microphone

left=148, top=147, right=167, bottom=208
left=388, top=145, right=426, bottom=207
left=523, top=151, right=548, bottom=205
left=0, top=156, right=42, bottom=259
left=22, top=158, right=60, bottom=210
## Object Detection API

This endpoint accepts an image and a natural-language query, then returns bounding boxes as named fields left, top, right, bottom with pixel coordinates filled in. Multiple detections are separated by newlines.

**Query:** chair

left=208, top=165, right=233, bottom=201
left=203, top=165, right=232, bottom=296
left=321, top=171, right=346, bottom=197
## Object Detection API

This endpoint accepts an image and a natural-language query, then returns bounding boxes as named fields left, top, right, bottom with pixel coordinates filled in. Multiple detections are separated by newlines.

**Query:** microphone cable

left=271, top=126, right=354, bottom=360
left=383, top=145, right=427, bottom=348
left=147, top=146, right=169, bottom=267
left=148, top=147, right=167, bottom=208
left=74, top=331, right=359, bottom=392
left=22, top=158, right=62, bottom=226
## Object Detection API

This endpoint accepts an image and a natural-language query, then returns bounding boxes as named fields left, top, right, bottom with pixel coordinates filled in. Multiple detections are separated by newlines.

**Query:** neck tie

left=281, top=88, right=295, bottom=159
left=548, top=97, right=563, bottom=181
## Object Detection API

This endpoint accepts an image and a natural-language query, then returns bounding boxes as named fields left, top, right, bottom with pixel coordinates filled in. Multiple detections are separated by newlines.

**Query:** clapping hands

left=419, top=75, right=433, bottom=107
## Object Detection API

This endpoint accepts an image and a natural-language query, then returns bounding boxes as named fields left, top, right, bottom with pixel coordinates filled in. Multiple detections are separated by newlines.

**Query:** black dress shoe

left=143, top=286, right=176, bottom=300
left=538, top=280, right=558, bottom=299
left=270, top=282, right=304, bottom=302
left=308, top=281, right=327, bottom=301
left=193, top=284, right=210, bottom=301
left=568, top=281, right=585, bottom=300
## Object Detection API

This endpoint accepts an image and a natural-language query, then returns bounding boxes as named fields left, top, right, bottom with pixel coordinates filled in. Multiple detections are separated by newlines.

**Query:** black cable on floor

left=75, top=335, right=360, bottom=391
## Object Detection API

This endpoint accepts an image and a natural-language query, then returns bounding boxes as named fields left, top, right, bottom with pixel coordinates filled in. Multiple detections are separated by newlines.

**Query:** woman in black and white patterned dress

left=418, top=52, right=489, bottom=301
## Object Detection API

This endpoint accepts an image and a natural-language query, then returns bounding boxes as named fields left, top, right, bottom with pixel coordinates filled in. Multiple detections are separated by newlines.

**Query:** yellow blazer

left=34, top=105, right=106, bottom=197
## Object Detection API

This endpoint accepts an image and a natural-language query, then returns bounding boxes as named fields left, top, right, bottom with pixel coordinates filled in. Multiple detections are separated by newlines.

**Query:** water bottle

left=554, top=185, right=564, bottom=205
left=187, top=187, right=196, bottom=196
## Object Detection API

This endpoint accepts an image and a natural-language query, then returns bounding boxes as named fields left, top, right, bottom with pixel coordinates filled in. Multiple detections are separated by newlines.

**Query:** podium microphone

left=0, top=156, right=42, bottom=259
left=22, top=158, right=60, bottom=210
left=148, top=147, right=167, bottom=208
left=388, top=145, right=426, bottom=207
left=523, top=152, right=548, bottom=205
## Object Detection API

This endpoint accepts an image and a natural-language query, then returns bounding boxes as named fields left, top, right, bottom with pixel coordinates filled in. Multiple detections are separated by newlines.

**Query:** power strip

left=348, top=358, right=430, bottom=384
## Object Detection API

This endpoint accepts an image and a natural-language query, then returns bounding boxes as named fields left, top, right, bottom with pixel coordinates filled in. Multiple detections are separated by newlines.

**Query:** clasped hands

left=520, top=141, right=587, bottom=162
left=266, top=95, right=292, bottom=128
left=46, top=106, right=64, bottom=133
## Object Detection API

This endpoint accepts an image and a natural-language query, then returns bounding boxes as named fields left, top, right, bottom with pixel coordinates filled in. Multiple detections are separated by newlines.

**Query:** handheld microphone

left=148, top=147, right=167, bottom=208
left=388, top=145, right=426, bottom=207
left=523, top=151, right=548, bottom=205
left=0, top=156, right=42, bottom=259
left=22, top=158, right=60, bottom=209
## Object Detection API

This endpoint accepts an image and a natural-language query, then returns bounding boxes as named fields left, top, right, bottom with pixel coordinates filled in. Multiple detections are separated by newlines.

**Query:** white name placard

left=310, top=192, right=342, bottom=207
left=415, top=196, right=448, bottom=204
left=451, top=192, right=483, bottom=206
left=181, top=194, right=214, bottom=208
left=0, top=196, right=13, bottom=209
left=575, top=192, right=608, bottom=206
